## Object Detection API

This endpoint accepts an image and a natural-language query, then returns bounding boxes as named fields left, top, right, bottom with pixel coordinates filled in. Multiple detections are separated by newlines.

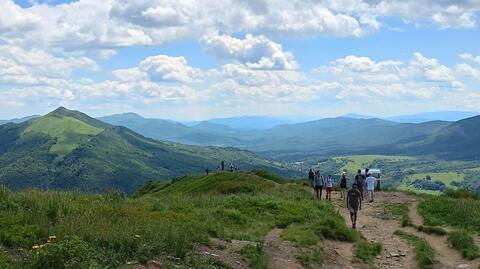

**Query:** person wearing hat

left=347, top=183, right=362, bottom=229
left=339, top=172, right=349, bottom=200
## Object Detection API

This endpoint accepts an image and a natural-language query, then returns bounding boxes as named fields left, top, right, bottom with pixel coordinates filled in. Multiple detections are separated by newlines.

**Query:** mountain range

left=0, top=107, right=291, bottom=193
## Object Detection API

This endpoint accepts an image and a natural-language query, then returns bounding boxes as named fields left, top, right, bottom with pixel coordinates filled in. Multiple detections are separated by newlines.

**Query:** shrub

left=447, top=231, right=480, bottom=260
left=445, top=188, right=478, bottom=200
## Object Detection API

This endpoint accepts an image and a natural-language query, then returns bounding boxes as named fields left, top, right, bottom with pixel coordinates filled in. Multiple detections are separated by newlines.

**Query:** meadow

left=0, top=171, right=373, bottom=268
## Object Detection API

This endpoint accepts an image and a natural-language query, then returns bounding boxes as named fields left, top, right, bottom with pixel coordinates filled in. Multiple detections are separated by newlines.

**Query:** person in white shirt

left=366, top=174, right=378, bottom=202
left=325, top=175, right=334, bottom=201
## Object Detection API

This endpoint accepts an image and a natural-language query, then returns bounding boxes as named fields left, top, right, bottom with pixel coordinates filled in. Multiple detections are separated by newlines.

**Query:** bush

left=314, top=218, right=359, bottom=242
left=447, top=231, right=480, bottom=260
left=445, top=188, right=478, bottom=200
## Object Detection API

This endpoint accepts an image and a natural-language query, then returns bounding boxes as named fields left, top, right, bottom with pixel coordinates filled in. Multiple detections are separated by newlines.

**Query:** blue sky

left=2, top=0, right=480, bottom=120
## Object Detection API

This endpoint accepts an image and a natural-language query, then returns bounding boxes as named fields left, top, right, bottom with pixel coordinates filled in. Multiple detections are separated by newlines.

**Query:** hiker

left=366, top=173, right=378, bottom=202
left=347, top=183, right=362, bottom=229
left=354, top=169, right=365, bottom=201
left=205, top=168, right=209, bottom=175
left=339, top=172, right=348, bottom=199
left=313, top=171, right=324, bottom=200
left=325, top=175, right=334, bottom=201
left=308, top=169, right=315, bottom=189
left=221, top=161, right=225, bottom=171
left=229, top=164, right=234, bottom=172
left=364, top=168, right=369, bottom=197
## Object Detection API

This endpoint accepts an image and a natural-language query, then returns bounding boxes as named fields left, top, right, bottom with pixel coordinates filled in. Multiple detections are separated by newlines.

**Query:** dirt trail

left=405, top=202, right=480, bottom=269
left=323, top=239, right=361, bottom=269
left=264, top=228, right=303, bottom=269
left=330, top=191, right=416, bottom=269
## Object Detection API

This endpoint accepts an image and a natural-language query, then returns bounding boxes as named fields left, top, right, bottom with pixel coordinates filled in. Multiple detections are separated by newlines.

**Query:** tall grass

left=0, top=173, right=351, bottom=268
left=447, top=231, right=480, bottom=260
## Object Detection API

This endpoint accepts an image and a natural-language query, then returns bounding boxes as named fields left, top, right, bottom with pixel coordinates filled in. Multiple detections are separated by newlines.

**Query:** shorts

left=326, top=187, right=333, bottom=193
left=348, top=204, right=358, bottom=213
left=314, top=186, right=323, bottom=191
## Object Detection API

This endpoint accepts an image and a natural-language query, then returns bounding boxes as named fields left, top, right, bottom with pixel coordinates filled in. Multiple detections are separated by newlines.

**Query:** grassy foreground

left=0, top=170, right=359, bottom=268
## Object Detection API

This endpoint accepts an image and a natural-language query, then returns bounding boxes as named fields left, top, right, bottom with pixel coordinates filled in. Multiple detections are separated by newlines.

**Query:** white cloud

left=114, top=55, right=201, bottom=83
left=2, top=0, right=479, bottom=57
left=459, top=53, right=480, bottom=64
left=0, top=44, right=98, bottom=85
left=410, top=52, right=456, bottom=82
left=456, top=63, right=480, bottom=80
left=201, top=34, right=298, bottom=70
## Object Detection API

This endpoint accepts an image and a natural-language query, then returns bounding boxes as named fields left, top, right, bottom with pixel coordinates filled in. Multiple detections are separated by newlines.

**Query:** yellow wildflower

left=48, top=235, right=56, bottom=240
left=134, top=234, right=141, bottom=239
left=32, top=245, right=40, bottom=249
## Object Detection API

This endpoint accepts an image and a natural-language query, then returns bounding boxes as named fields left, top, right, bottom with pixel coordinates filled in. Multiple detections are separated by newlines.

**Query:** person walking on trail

left=366, top=173, right=378, bottom=202
left=325, top=175, right=334, bottom=201
left=313, top=171, right=324, bottom=200
left=339, top=172, right=348, bottom=200
left=308, top=169, right=315, bottom=189
left=354, top=170, right=365, bottom=201
left=221, top=161, right=225, bottom=171
left=347, top=183, right=362, bottom=229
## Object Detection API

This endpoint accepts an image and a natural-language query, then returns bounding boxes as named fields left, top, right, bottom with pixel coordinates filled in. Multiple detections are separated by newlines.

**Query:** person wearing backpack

left=354, top=169, right=365, bottom=201
left=313, top=171, right=324, bottom=200
left=308, top=169, right=315, bottom=190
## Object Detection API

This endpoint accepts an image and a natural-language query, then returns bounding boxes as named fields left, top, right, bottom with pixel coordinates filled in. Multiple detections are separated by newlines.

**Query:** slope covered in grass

left=0, top=171, right=356, bottom=268
left=0, top=107, right=296, bottom=193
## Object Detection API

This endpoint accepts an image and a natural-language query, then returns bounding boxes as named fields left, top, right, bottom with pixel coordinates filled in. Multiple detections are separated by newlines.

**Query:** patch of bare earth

left=198, top=238, right=255, bottom=269
left=331, top=191, right=416, bottom=269
left=264, top=228, right=303, bottom=269
left=323, top=239, right=362, bottom=269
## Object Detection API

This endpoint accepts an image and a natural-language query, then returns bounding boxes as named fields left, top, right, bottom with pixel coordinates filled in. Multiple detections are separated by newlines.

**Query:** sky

left=1, top=0, right=480, bottom=120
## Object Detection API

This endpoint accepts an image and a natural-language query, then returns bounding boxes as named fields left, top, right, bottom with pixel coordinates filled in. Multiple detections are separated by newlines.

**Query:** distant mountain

left=98, top=113, right=453, bottom=158
left=389, top=115, right=480, bottom=160
left=203, top=116, right=295, bottom=130
left=0, top=115, right=39, bottom=125
left=341, top=113, right=374, bottom=119
left=0, top=107, right=293, bottom=193
left=386, top=111, right=479, bottom=123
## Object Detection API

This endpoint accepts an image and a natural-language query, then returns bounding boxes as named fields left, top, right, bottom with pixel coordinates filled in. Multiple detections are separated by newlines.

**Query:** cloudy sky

left=1, top=0, right=480, bottom=120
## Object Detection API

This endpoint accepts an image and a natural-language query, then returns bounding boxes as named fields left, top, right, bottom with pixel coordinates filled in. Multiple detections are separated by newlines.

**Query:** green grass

left=447, top=231, right=480, bottom=260
left=398, top=172, right=465, bottom=194
left=416, top=226, right=447, bottom=236
left=353, top=240, right=382, bottom=265
left=377, top=202, right=414, bottom=227
left=334, top=155, right=413, bottom=175
left=23, top=115, right=103, bottom=156
left=239, top=244, right=268, bottom=269
left=0, top=172, right=354, bottom=268
left=419, top=194, right=480, bottom=231
left=394, top=230, right=437, bottom=269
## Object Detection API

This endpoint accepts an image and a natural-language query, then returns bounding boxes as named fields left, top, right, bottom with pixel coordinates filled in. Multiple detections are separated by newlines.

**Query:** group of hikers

left=308, top=168, right=380, bottom=229
left=206, top=161, right=239, bottom=175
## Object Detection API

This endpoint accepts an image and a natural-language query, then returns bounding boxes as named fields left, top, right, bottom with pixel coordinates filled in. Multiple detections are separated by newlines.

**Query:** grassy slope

left=23, top=114, right=103, bottom=156
left=0, top=108, right=297, bottom=193
left=398, top=172, right=465, bottom=194
left=0, top=171, right=357, bottom=268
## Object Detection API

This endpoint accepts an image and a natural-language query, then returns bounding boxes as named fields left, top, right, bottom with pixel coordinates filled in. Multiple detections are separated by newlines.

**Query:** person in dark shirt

left=354, top=169, right=365, bottom=200
left=347, top=183, right=362, bottom=229
left=308, top=169, right=315, bottom=189
left=340, top=172, right=348, bottom=200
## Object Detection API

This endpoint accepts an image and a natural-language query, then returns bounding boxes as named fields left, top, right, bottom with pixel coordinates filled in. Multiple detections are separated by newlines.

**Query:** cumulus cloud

left=113, top=55, right=201, bottom=83
left=2, top=0, right=479, bottom=56
left=201, top=34, right=298, bottom=70
left=0, top=44, right=98, bottom=85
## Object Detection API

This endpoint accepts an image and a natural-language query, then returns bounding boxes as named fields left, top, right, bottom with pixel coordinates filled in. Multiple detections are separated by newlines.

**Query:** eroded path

left=264, top=228, right=303, bottom=269
left=327, top=191, right=416, bottom=268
